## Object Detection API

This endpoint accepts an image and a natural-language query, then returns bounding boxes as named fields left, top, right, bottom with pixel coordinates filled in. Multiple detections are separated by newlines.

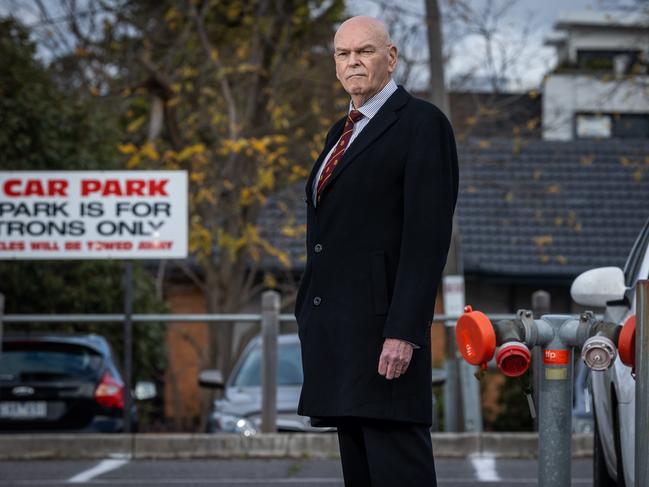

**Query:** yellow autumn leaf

left=178, top=143, right=206, bottom=161
left=258, top=168, right=275, bottom=189
left=126, top=115, right=146, bottom=133
left=240, top=187, right=253, bottom=205
left=140, top=142, right=159, bottom=160
left=580, top=155, right=595, bottom=166
left=478, top=139, right=491, bottom=149
left=118, top=143, right=137, bottom=154
left=263, top=273, right=278, bottom=289
left=533, top=235, right=553, bottom=247
left=127, top=154, right=141, bottom=169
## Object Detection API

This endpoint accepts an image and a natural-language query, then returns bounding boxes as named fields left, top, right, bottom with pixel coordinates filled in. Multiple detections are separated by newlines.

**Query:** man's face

left=333, top=22, right=397, bottom=104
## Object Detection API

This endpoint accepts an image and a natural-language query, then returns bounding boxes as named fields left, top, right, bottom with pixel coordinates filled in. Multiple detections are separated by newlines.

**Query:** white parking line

left=470, top=453, right=501, bottom=482
left=0, top=477, right=595, bottom=485
left=68, top=459, right=129, bottom=483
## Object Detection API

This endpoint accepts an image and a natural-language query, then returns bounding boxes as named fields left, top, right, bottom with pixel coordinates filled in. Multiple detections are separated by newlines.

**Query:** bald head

left=334, top=16, right=392, bottom=48
left=332, top=16, right=398, bottom=108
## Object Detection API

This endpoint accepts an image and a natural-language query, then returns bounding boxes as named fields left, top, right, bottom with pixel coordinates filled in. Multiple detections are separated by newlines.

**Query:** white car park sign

left=0, top=171, right=188, bottom=259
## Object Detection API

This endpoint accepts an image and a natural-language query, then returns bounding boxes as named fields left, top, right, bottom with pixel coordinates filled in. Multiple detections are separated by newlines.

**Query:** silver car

left=198, top=334, right=332, bottom=434
left=570, top=216, right=649, bottom=487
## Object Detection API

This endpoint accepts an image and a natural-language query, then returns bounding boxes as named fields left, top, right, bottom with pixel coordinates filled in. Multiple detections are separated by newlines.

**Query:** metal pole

left=444, top=323, right=460, bottom=432
left=459, top=359, right=483, bottom=431
left=635, top=280, right=649, bottom=487
left=123, top=262, right=133, bottom=433
left=532, top=290, right=551, bottom=432
left=0, top=293, right=4, bottom=360
left=261, top=290, right=279, bottom=433
left=537, top=315, right=573, bottom=487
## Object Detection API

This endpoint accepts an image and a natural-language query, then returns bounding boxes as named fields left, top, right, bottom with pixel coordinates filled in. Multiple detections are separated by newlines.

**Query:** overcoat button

left=313, top=296, right=322, bottom=306
left=314, top=244, right=323, bottom=253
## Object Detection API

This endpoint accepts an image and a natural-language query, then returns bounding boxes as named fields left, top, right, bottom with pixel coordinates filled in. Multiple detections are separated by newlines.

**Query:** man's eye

left=361, top=50, right=374, bottom=56
left=336, top=52, right=348, bottom=58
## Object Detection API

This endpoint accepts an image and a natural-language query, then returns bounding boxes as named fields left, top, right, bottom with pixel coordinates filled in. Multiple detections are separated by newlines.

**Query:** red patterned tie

left=316, top=109, right=364, bottom=200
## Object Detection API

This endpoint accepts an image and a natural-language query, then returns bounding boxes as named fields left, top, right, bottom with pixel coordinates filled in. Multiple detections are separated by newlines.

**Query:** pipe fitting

left=581, top=335, right=617, bottom=371
left=496, top=342, right=532, bottom=377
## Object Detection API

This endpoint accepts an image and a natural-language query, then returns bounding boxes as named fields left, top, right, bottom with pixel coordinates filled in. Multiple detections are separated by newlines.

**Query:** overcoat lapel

left=305, top=117, right=346, bottom=203
left=305, top=86, right=411, bottom=203
left=319, top=87, right=410, bottom=199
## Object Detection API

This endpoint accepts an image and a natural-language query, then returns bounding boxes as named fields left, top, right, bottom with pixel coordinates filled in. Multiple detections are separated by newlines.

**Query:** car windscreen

left=231, top=342, right=303, bottom=387
left=0, top=342, right=104, bottom=382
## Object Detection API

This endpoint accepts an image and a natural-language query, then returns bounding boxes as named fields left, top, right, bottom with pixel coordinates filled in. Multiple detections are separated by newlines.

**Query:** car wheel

left=594, top=407, right=617, bottom=487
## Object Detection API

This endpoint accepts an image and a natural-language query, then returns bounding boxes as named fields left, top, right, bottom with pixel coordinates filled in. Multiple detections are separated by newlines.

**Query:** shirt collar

left=349, top=78, right=398, bottom=120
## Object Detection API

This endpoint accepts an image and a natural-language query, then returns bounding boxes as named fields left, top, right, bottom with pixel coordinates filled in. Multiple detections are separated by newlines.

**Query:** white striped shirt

left=312, top=78, right=398, bottom=206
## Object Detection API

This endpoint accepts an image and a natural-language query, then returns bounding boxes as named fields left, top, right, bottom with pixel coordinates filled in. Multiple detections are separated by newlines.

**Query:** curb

left=0, top=433, right=593, bottom=460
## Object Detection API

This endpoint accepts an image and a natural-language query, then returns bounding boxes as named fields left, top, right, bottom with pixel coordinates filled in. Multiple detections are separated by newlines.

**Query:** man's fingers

left=378, top=339, right=413, bottom=380
left=386, top=360, right=396, bottom=379
left=378, top=353, right=388, bottom=376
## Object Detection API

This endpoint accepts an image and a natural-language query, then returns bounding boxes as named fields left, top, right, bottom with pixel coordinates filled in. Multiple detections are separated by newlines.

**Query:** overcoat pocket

left=369, top=251, right=389, bottom=315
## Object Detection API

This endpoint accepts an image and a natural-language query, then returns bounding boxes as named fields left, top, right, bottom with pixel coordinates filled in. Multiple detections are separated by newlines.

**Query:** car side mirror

left=198, top=369, right=225, bottom=389
left=570, top=266, right=626, bottom=307
left=134, top=380, right=156, bottom=401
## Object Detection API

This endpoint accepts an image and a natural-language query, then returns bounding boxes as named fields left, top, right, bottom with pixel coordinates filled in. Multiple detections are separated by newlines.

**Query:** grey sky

left=2, top=0, right=643, bottom=92
left=348, top=0, right=641, bottom=91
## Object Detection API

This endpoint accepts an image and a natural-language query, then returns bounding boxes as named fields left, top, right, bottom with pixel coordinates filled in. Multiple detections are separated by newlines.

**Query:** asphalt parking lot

left=0, top=457, right=593, bottom=486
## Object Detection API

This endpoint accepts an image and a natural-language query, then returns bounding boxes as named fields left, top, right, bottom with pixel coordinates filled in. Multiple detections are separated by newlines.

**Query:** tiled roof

left=457, top=137, right=649, bottom=278
left=259, top=137, right=649, bottom=280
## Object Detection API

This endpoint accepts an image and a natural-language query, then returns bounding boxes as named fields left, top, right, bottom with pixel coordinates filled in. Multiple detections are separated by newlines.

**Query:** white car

left=571, top=217, right=649, bottom=487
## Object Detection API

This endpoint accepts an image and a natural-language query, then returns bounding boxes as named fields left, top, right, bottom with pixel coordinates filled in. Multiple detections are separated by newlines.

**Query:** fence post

left=0, top=293, right=4, bottom=359
left=636, top=280, right=649, bottom=487
left=123, top=262, right=133, bottom=434
left=261, top=290, right=279, bottom=433
left=532, top=290, right=550, bottom=431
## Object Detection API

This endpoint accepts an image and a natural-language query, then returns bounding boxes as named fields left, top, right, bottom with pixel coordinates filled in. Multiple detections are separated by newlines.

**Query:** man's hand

left=378, top=338, right=413, bottom=380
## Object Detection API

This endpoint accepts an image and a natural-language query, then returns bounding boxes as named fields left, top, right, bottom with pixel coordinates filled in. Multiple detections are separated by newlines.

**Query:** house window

left=612, top=113, right=649, bottom=138
left=576, top=50, right=641, bottom=74
left=575, top=114, right=612, bottom=138
left=575, top=113, right=649, bottom=139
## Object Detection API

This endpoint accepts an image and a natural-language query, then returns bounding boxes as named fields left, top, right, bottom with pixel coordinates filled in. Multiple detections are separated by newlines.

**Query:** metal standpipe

left=456, top=307, right=621, bottom=487
left=636, top=280, right=649, bottom=487
left=536, top=315, right=575, bottom=487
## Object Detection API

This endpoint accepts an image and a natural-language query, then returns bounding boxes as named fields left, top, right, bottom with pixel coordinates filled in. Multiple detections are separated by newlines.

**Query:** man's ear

left=388, top=44, right=398, bottom=73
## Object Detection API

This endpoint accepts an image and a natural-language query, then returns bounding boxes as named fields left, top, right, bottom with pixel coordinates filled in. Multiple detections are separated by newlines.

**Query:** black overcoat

left=295, top=86, right=459, bottom=426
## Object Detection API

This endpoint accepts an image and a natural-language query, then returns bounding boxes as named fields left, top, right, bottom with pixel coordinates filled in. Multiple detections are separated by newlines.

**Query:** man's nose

left=347, top=51, right=361, bottom=65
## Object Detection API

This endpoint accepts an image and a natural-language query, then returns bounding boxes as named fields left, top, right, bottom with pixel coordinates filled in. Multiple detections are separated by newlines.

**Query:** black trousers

left=336, top=417, right=437, bottom=487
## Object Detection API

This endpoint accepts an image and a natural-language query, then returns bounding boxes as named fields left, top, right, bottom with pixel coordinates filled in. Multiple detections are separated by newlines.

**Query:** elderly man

left=294, top=15, right=458, bottom=486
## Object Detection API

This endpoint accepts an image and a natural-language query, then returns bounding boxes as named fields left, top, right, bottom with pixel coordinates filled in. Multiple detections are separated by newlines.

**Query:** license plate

left=0, top=401, right=47, bottom=419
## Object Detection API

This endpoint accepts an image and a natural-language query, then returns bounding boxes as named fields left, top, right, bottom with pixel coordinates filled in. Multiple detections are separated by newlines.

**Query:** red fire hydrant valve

left=496, top=342, right=532, bottom=377
left=456, top=305, right=497, bottom=369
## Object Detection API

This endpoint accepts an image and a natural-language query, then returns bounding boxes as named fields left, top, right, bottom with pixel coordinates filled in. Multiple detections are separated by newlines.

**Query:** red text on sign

left=3, top=179, right=69, bottom=197
left=80, top=179, right=169, bottom=197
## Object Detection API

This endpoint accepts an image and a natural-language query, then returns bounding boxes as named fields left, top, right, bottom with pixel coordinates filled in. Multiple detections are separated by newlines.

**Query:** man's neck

left=351, top=77, right=391, bottom=109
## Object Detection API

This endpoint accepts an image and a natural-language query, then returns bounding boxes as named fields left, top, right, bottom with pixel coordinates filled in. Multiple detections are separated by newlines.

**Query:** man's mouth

left=348, top=74, right=365, bottom=79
